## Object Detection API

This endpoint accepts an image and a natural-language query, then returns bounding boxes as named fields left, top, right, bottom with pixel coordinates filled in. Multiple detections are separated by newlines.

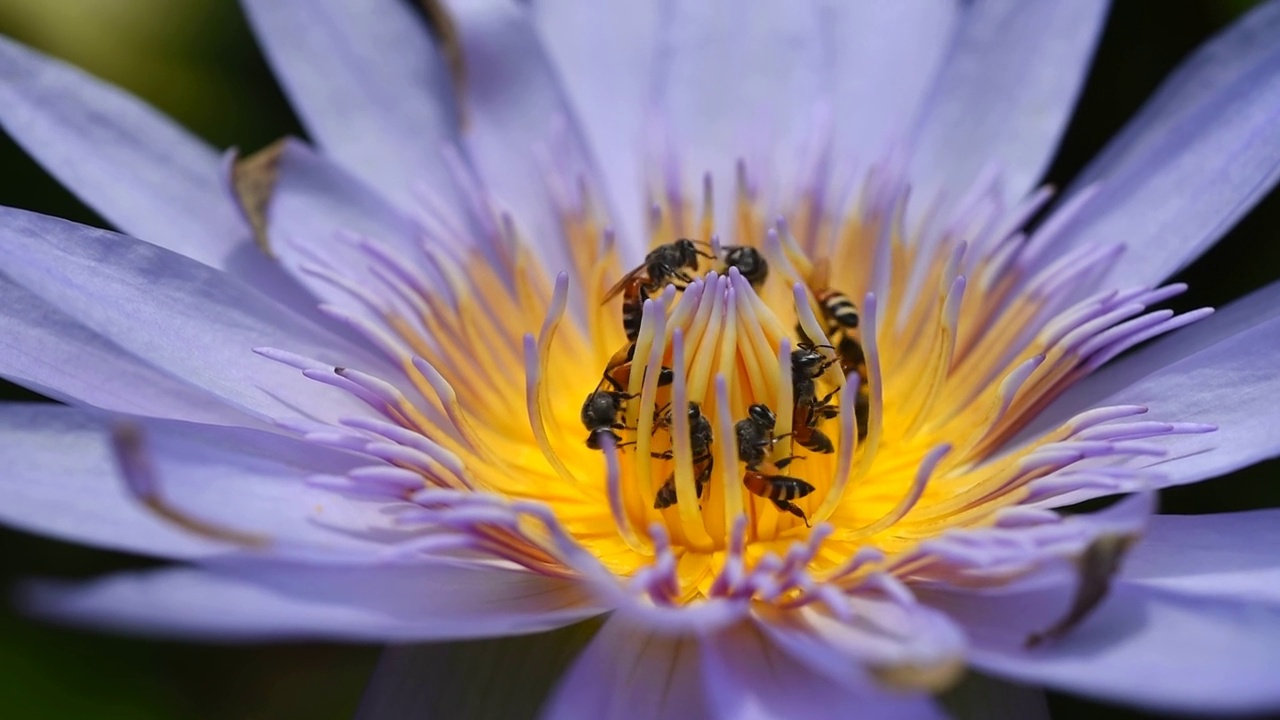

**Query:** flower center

left=247, top=159, right=1210, bottom=604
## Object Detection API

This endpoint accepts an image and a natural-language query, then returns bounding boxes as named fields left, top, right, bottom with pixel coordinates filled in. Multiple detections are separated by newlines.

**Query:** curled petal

left=967, top=584, right=1280, bottom=715
left=702, top=621, right=948, bottom=720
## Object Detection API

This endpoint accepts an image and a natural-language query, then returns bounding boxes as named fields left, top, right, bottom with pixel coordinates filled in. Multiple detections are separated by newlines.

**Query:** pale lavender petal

left=1123, top=510, right=1280, bottom=605
left=0, top=275, right=252, bottom=425
left=966, top=584, right=1280, bottom=715
left=0, top=36, right=244, bottom=267
left=356, top=626, right=592, bottom=720
left=652, top=1, right=827, bottom=229
left=444, top=0, right=608, bottom=270
left=826, top=1, right=958, bottom=172
left=702, top=623, right=947, bottom=720
left=540, top=615, right=708, bottom=720
left=528, top=0, right=657, bottom=247
left=908, top=0, right=1109, bottom=205
left=239, top=0, right=461, bottom=212
left=0, top=207, right=389, bottom=424
left=0, top=37, right=323, bottom=318
left=0, top=404, right=395, bottom=558
left=25, top=560, right=604, bottom=641
left=1032, top=279, right=1280, bottom=495
left=1047, top=0, right=1280, bottom=289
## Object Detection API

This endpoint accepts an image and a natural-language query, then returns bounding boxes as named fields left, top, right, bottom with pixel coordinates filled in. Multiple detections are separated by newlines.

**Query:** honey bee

left=719, top=245, right=769, bottom=288
left=601, top=341, right=673, bottom=393
left=580, top=389, right=633, bottom=450
left=734, top=403, right=796, bottom=470
left=791, top=400, right=838, bottom=454
left=742, top=470, right=815, bottom=527
left=798, top=279, right=870, bottom=440
left=786, top=343, right=840, bottom=454
left=735, top=403, right=814, bottom=525
left=604, top=238, right=713, bottom=342
left=791, top=343, right=839, bottom=406
left=653, top=403, right=715, bottom=510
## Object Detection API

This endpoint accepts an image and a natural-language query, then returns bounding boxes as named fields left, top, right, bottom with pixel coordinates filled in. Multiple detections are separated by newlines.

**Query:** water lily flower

left=4, top=0, right=1280, bottom=717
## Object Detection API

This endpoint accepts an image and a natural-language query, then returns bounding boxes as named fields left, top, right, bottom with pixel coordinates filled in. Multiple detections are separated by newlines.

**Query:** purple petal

left=1045, top=0, right=1280, bottom=289
left=0, top=405, right=394, bottom=558
left=528, top=0, right=657, bottom=247
left=0, top=405, right=224, bottom=560
left=1123, top=510, right=1280, bottom=605
left=1033, top=279, right=1280, bottom=495
left=702, top=622, right=947, bottom=720
left=540, top=615, right=709, bottom=720
left=652, top=1, right=827, bottom=230
left=0, top=207, right=389, bottom=424
left=915, top=492, right=1154, bottom=582
left=0, top=36, right=244, bottom=267
left=965, top=583, right=1280, bottom=715
left=0, top=276, right=252, bottom=424
left=908, top=0, right=1108, bottom=205
left=239, top=0, right=461, bottom=213
left=25, top=560, right=604, bottom=642
left=356, top=626, right=592, bottom=720
left=826, top=1, right=958, bottom=171
left=444, top=0, right=609, bottom=271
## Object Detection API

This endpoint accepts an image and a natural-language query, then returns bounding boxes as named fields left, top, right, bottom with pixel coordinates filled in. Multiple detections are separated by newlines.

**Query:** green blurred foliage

left=0, top=1, right=1277, bottom=719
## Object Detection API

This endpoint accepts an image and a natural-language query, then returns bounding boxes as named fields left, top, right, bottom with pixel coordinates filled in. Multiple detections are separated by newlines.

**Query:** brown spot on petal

left=1026, top=532, right=1137, bottom=648
left=869, top=656, right=967, bottom=693
left=230, top=138, right=287, bottom=258
left=420, top=0, right=468, bottom=130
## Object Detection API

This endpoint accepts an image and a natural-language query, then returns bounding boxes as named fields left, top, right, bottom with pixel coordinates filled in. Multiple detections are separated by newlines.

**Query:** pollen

left=263, top=157, right=1212, bottom=606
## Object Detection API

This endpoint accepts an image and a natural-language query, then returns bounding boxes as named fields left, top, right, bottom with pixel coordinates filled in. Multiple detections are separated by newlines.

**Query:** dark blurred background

left=1, top=1, right=1277, bottom=718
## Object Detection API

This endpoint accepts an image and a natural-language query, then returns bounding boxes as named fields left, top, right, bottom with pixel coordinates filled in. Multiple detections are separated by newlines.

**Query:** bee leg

left=805, top=429, right=834, bottom=454
left=774, top=454, right=806, bottom=469
left=816, top=404, right=840, bottom=421
left=772, top=499, right=811, bottom=527
left=650, top=450, right=674, bottom=460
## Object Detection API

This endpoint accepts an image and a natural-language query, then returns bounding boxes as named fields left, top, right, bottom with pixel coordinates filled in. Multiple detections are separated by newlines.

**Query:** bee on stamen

left=789, top=343, right=840, bottom=455
left=798, top=264, right=870, bottom=439
left=603, top=238, right=714, bottom=342
left=735, top=403, right=814, bottom=526
left=601, top=341, right=674, bottom=393
left=734, top=403, right=799, bottom=470
left=742, top=471, right=815, bottom=527
left=718, top=244, right=769, bottom=289
left=580, top=389, right=634, bottom=450
left=653, top=402, right=715, bottom=510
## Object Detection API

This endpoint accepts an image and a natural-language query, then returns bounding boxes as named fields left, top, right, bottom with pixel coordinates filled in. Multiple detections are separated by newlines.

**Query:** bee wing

left=809, top=256, right=831, bottom=291
left=602, top=266, right=646, bottom=304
